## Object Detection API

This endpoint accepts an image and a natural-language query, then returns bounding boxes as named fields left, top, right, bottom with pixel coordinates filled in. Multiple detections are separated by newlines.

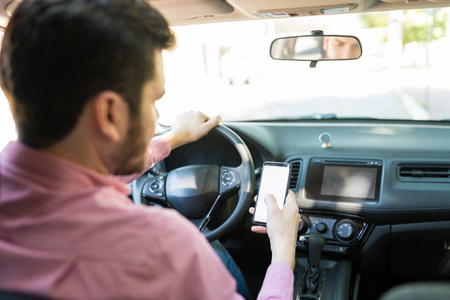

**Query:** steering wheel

left=131, top=125, right=255, bottom=242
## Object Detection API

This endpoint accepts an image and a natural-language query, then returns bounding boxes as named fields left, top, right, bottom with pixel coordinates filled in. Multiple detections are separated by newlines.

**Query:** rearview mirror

left=270, top=35, right=362, bottom=61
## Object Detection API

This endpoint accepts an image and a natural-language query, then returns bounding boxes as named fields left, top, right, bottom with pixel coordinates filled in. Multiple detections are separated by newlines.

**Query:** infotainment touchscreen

left=305, top=158, right=382, bottom=202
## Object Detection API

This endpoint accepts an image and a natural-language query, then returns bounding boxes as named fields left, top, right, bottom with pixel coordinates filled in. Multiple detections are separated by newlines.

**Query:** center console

left=292, top=157, right=382, bottom=299
left=294, top=258, right=352, bottom=300
left=297, top=212, right=372, bottom=254
left=297, top=157, right=381, bottom=254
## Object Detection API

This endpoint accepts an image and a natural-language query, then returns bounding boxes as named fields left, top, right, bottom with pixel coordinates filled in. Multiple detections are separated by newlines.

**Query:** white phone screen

left=253, top=163, right=291, bottom=224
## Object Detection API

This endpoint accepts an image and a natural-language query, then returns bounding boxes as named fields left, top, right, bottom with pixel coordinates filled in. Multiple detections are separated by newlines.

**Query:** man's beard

left=111, top=117, right=150, bottom=175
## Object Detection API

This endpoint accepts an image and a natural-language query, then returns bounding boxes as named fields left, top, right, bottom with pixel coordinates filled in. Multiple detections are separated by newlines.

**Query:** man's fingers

left=264, top=194, right=279, bottom=212
left=249, top=207, right=255, bottom=214
left=251, top=226, right=268, bottom=234
left=284, top=190, right=297, bottom=207
left=284, top=191, right=301, bottom=224
left=201, top=115, right=221, bottom=133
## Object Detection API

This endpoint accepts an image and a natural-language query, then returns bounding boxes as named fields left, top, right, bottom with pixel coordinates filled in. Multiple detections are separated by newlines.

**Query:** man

left=322, top=36, right=362, bottom=59
left=0, top=1, right=300, bottom=299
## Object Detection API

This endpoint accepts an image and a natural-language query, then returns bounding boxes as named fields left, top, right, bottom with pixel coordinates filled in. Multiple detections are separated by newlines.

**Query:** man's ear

left=92, top=91, right=129, bottom=142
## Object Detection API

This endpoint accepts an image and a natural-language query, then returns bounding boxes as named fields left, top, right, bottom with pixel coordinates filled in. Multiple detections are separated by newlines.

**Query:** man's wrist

left=271, top=247, right=296, bottom=271
left=162, top=131, right=184, bottom=150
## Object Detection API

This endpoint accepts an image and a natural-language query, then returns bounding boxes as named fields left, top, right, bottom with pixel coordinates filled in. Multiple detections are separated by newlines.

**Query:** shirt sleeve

left=144, top=136, right=172, bottom=167
left=113, top=136, right=171, bottom=183
left=257, top=262, right=294, bottom=300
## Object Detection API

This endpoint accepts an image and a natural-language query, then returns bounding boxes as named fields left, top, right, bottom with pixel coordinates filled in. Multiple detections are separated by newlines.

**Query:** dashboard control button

left=149, top=180, right=163, bottom=193
left=334, top=219, right=357, bottom=242
left=316, top=222, right=328, bottom=233
left=298, top=215, right=310, bottom=235
left=336, top=246, right=348, bottom=253
left=309, top=216, right=336, bottom=239
left=221, top=170, right=235, bottom=186
left=142, top=179, right=166, bottom=201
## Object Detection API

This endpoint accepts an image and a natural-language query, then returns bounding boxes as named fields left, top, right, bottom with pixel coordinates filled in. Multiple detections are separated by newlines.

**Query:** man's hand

left=249, top=190, right=300, bottom=270
left=162, top=111, right=221, bottom=150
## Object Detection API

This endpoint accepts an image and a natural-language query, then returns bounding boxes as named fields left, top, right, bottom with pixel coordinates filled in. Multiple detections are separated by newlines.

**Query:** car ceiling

left=1, top=0, right=450, bottom=29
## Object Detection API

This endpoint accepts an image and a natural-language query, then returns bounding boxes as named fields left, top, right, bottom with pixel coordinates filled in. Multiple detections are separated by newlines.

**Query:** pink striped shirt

left=0, top=139, right=293, bottom=299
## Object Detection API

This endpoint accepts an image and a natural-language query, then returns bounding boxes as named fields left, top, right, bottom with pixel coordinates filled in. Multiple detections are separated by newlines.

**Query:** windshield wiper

left=242, top=113, right=339, bottom=122
left=303, top=113, right=338, bottom=119
left=241, top=114, right=382, bottom=122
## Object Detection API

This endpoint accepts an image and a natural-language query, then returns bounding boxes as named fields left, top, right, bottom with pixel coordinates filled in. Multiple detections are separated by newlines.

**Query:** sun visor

left=150, top=0, right=234, bottom=22
left=230, top=0, right=380, bottom=19
left=256, top=4, right=358, bottom=18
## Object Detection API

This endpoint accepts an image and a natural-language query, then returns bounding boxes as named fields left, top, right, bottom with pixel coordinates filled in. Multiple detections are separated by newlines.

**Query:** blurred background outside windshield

left=157, top=8, right=450, bottom=125
left=1, top=8, right=450, bottom=150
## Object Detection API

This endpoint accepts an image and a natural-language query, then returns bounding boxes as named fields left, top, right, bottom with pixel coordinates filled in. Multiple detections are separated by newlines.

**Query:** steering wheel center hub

left=166, top=165, right=219, bottom=218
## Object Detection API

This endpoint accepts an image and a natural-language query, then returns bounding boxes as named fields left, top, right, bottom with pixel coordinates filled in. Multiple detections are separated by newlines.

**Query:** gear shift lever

left=302, top=233, right=325, bottom=267
left=300, top=233, right=325, bottom=295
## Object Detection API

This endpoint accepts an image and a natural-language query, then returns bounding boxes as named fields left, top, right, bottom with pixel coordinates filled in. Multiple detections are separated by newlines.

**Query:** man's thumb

left=264, top=194, right=279, bottom=211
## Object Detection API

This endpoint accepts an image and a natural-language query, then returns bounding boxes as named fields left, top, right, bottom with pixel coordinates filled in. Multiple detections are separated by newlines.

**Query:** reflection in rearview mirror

left=270, top=35, right=362, bottom=61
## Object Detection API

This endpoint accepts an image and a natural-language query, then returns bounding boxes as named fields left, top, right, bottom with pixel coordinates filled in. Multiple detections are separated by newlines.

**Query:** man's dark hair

left=0, top=0, right=175, bottom=148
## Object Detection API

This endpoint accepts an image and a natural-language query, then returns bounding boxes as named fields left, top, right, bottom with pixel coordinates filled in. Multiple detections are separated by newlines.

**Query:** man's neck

left=39, top=136, right=111, bottom=175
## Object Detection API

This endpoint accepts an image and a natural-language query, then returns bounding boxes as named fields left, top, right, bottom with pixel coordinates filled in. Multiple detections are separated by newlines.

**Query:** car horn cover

left=166, top=165, right=219, bottom=218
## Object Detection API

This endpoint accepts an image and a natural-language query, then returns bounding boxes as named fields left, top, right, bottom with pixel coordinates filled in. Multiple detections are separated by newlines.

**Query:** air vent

left=398, top=164, right=450, bottom=183
left=288, top=160, right=302, bottom=190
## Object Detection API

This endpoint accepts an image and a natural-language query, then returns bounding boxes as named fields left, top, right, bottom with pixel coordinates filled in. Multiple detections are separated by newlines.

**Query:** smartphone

left=253, top=161, right=292, bottom=226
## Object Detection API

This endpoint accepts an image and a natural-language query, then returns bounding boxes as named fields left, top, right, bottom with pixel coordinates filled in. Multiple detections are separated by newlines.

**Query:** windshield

left=2, top=8, right=450, bottom=150
left=157, top=8, right=450, bottom=125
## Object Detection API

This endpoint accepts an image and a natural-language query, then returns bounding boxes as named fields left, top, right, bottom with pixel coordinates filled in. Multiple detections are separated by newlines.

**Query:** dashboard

left=225, top=120, right=450, bottom=222
left=159, top=120, right=450, bottom=291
